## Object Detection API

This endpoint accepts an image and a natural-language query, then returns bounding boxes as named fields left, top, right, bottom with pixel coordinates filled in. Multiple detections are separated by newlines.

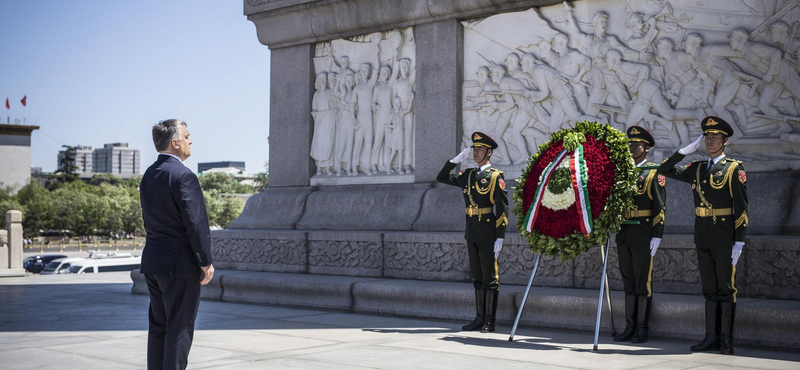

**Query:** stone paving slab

left=1, top=273, right=798, bottom=370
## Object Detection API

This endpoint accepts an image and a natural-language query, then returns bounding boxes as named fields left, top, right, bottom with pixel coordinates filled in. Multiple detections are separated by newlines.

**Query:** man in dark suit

left=140, top=119, right=214, bottom=370
left=437, top=132, right=508, bottom=333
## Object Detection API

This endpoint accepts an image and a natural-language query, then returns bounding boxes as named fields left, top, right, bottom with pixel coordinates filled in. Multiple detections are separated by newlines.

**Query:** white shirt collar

left=636, top=159, right=648, bottom=167
left=478, top=163, right=492, bottom=172
left=158, top=153, right=186, bottom=166
left=708, top=154, right=726, bottom=165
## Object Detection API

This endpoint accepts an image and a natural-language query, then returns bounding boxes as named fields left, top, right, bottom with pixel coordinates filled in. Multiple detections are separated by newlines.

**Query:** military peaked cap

left=627, top=125, right=655, bottom=147
left=701, top=116, right=734, bottom=137
left=471, top=131, right=498, bottom=149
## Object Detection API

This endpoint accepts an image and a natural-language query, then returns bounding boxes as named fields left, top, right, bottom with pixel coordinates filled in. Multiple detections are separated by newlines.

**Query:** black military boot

left=690, top=300, right=720, bottom=352
left=462, top=289, right=486, bottom=331
left=720, top=302, right=736, bottom=355
left=614, top=295, right=638, bottom=342
left=481, top=289, right=499, bottom=333
left=631, top=296, right=652, bottom=343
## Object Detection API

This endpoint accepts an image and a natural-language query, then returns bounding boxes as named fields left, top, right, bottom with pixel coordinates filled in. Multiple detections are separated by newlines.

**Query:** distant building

left=198, top=161, right=245, bottom=174
left=93, top=143, right=140, bottom=175
left=0, top=122, right=39, bottom=192
left=57, top=145, right=93, bottom=173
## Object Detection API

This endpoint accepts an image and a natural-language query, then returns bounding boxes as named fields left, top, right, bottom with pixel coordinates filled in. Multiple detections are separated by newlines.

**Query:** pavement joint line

left=30, top=346, right=145, bottom=367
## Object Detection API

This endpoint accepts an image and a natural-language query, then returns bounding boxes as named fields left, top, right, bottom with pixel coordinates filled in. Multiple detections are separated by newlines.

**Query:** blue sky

left=0, top=0, right=270, bottom=174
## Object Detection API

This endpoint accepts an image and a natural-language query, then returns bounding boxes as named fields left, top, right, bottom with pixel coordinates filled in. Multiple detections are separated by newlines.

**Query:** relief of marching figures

left=462, top=0, right=800, bottom=168
left=310, top=29, right=416, bottom=177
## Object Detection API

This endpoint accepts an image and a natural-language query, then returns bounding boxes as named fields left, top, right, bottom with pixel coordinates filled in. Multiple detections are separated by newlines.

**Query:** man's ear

left=723, top=137, right=729, bottom=146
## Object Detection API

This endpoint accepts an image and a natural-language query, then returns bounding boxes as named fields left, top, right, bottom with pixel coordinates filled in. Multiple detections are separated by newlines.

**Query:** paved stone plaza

left=0, top=273, right=798, bottom=369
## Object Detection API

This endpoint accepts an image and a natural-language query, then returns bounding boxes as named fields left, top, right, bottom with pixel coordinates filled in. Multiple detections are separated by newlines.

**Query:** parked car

left=40, top=257, right=85, bottom=275
left=23, top=254, right=68, bottom=274
left=66, top=255, right=141, bottom=274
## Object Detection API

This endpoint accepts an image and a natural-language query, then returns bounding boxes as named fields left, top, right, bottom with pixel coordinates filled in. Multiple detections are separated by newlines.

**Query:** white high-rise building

left=92, top=143, right=140, bottom=175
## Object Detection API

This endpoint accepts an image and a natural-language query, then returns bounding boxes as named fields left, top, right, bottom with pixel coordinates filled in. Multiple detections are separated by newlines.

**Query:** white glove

left=450, top=147, right=472, bottom=164
left=649, top=237, right=661, bottom=257
left=732, top=242, right=744, bottom=266
left=678, top=134, right=704, bottom=155
left=494, top=238, right=504, bottom=259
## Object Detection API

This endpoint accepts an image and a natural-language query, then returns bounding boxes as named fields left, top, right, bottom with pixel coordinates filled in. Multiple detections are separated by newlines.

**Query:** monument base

left=0, top=269, right=27, bottom=278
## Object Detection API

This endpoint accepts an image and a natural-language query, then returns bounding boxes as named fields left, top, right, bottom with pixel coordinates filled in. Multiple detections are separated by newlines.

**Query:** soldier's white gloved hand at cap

left=494, top=238, right=504, bottom=259
left=678, top=134, right=705, bottom=155
left=732, top=242, right=744, bottom=266
left=451, top=147, right=472, bottom=164
left=649, top=237, right=661, bottom=257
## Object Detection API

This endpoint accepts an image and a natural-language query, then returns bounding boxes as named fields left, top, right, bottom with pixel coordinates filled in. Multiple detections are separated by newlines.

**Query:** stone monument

left=0, top=210, right=25, bottom=277
left=214, top=0, right=800, bottom=300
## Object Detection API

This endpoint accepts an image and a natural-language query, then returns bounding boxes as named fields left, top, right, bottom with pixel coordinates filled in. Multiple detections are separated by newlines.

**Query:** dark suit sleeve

left=178, top=172, right=213, bottom=267
left=651, top=172, right=666, bottom=239
left=436, top=161, right=465, bottom=187
left=732, top=163, right=748, bottom=242
left=494, top=171, right=509, bottom=239
left=139, top=182, right=147, bottom=231
left=657, top=151, right=692, bottom=183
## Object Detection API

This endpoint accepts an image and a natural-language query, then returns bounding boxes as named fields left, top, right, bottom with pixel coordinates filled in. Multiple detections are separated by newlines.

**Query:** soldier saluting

left=614, top=126, right=666, bottom=344
left=657, top=116, right=748, bottom=355
left=437, top=132, right=509, bottom=333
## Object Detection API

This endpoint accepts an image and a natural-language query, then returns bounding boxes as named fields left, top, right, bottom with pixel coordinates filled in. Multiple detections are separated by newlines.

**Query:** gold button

left=722, top=218, right=726, bottom=221
left=645, top=219, right=650, bottom=222
left=703, top=180, right=707, bottom=183
left=702, top=191, right=705, bottom=194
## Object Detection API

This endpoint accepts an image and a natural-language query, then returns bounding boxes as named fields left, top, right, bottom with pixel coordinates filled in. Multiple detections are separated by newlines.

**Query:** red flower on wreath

left=521, top=135, right=615, bottom=239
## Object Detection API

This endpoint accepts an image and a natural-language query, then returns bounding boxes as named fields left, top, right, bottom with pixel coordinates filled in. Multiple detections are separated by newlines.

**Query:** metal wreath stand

left=507, top=238, right=618, bottom=351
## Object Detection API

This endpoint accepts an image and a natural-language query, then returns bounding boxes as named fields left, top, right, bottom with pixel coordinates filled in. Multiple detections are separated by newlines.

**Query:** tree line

left=0, top=146, right=267, bottom=236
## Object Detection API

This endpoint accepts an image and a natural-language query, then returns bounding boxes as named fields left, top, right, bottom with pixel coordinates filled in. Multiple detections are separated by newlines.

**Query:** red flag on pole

left=5, top=98, right=9, bottom=110
left=20, top=96, right=27, bottom=107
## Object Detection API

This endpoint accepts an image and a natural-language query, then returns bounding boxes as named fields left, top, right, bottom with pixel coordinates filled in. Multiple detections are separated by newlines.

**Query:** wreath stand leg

left=600, top=240, right=616, bottom=337
left=593, top=239, right=614, bottom=351
left=508, top=252, right=541, bottom=342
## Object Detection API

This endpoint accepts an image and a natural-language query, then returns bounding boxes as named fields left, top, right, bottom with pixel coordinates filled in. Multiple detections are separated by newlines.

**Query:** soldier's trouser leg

left=468, top=242, right=499, bottom=333
left=464, top=243, right=489, bottom=331
left=709, top=246, right=737, bottom=355
left=693, top=247, right=731, bottom=351
left=614, top=243, right=638, bottom=342
left=629, top=243, right=654, bottom=343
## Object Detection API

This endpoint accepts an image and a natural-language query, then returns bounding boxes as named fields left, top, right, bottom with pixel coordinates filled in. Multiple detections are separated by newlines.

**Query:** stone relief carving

left=311, top=28, right=416, bottom=181
left=463, top=1, right=800, bottom=177
left=211, top=237, right=307, bottom=266
left=308, top=240, right=383, bottom=269
left=384, top=242, right=470, bottom=273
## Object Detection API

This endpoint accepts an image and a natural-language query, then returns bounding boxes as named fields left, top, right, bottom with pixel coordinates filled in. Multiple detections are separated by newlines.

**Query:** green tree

left=218, top=196, right=245, bottom=228
left=48, top=145, right=80, bottom=189
left=15, top=182, right=53, bottom=236
left=0, top=199, right=25, bottom=229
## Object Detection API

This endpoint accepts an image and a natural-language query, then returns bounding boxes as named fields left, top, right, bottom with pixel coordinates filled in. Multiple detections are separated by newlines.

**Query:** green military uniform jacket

left=657, top=152, right=748, bottom=248
left=616, top=162, right=666, bottom=246
left=437, top=161, right=509, bottom=244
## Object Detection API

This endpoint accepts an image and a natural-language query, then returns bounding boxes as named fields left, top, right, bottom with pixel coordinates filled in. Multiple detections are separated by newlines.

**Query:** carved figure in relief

left=393, top=58, right=416, bottom=173
left=551, top=32, right=591, bottom=112
left=505, top=53, right=546, bottom=162
left=335, top=73, right=358, bottom=176
left=310, top=73, right=337, bottom=175
left=623, top=13, right=658, bottom=63
left=464, top=66, right=501, bottom=148
left=682, top=33, right=748, bottom=143
left=521, top=53, right=581, bottom=134
left=604, top=50, right=701, bottom=132
left=563, top=4, right=644, bottom=117
left=712, top=28, right=793, bottom=137
left=656, top=38, right=699, bottom=146
left=386, top=96, right=411, bottom=174
left=352, top=35, right=381, bottom=175
left=372, top=64, right=397, bottom=173
left=768, top=21, right=800, bottom=115
left=490, top=64, right=529, bottom=165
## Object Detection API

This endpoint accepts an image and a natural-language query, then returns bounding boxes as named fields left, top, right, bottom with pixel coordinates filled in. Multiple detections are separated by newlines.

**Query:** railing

left=23, top=237, right=144, bottom=253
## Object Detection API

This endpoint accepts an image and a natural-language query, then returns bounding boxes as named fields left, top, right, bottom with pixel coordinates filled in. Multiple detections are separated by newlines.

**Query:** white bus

left=66, top=256, right=141, bottom=274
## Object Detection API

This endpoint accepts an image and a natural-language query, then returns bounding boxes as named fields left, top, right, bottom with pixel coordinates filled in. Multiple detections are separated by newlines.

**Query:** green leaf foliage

left=513, top=121, right=637, bottom=261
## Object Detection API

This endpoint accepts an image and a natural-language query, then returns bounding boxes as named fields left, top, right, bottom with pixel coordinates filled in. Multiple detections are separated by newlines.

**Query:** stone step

left=130, top=269, right=800, bottom=351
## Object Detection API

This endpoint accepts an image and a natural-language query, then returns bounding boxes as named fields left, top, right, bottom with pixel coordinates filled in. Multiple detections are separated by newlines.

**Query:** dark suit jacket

left=140, top=154, right=212, bottom=278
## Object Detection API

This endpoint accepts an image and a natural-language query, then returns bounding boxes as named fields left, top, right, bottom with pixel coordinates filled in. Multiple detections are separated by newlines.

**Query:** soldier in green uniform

left=658, top=116, right=748, bottom=355
left=437, top=132, right=508, bottom=333
left=614, top=126, right=666, bottom=344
